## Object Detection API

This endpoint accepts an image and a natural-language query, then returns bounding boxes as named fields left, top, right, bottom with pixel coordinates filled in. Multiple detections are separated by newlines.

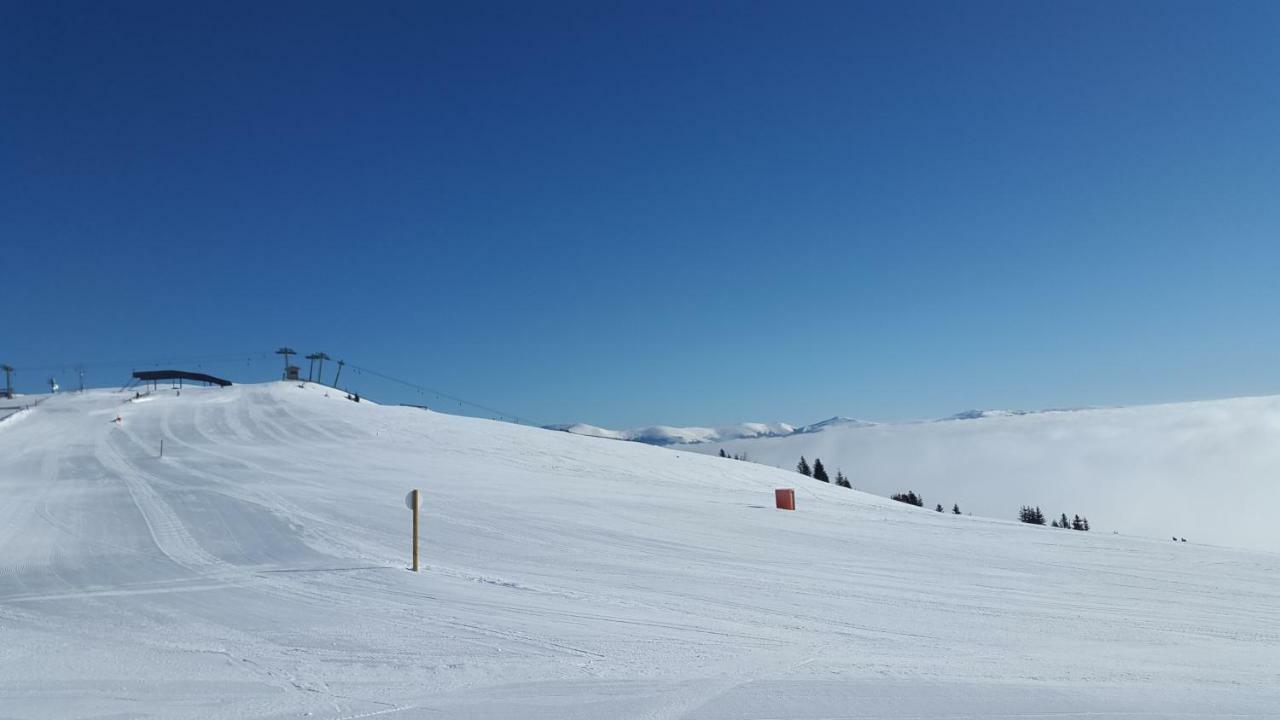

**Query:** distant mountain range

left=552, top=394, right=1280, bottom=552
left=543, top=411, right=1059, bottom=446
left=542, top=420, right=801, bottom=446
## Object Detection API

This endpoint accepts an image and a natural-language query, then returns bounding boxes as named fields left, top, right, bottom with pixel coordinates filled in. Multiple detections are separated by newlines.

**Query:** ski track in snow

left=0, top=383, right=1278, bottom=719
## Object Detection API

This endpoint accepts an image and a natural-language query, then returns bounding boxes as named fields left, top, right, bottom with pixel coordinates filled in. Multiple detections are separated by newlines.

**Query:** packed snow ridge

left=2, top=382, right=1279, bottom=718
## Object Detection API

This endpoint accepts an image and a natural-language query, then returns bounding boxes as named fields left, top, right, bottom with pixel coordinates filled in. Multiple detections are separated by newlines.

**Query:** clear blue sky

left=4, top=1, right=1279, bottom=427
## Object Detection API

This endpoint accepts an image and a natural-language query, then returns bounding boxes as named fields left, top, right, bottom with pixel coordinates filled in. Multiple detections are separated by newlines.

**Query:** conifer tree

left=796, top=456, right=811, bottom=476
left=812, top=458, right=829, bottom=482
left=1060, top=513, right=1070, bottom=529
left=719, top=448, right=727, bottom=458
left=952, top=503, right=961, bottom=515
left=1072, top=514, right=1083, bottom=531
left=935, top=503, right=943, bottom=512
left=1082, top=517, right=1090, bottom=532
left=835, top=470, right=852, bottom=489
left=892, top=491, right=923, bottom=507
left=1051, top=519, right=1060, bottom=528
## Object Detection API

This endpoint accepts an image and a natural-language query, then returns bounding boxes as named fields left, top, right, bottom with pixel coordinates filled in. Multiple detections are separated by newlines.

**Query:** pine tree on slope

left=952, top=504, right=961, bottom=515
left=893, top=491, right=924, bottom=507
left=1020, top=506, right=1047, bottom=525
left=812, top=458, right=829, bottom=482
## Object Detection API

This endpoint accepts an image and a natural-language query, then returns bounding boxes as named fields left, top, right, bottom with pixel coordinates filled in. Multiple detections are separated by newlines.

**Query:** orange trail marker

left=775, top=488, right=795, bottom=511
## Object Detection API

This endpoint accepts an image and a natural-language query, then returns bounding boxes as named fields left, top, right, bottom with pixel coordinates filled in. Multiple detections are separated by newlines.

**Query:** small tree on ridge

left=892, top=491, right=924, bottom=507
left=812, top=458, right=829, bottom=483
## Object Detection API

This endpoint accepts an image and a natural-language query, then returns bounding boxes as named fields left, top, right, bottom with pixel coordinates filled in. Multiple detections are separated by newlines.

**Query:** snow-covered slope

left=0, top=393, right=47, bottom=424
left=689, top=395, right=1280, bottom=553
left=1, top=383, right=1278, bottom=718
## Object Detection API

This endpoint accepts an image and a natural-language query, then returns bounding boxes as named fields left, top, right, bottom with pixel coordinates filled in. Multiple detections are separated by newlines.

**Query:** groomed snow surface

left=1, top=383, right=1277, bottom=718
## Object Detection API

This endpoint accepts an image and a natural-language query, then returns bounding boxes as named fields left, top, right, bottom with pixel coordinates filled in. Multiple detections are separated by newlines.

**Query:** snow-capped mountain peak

left=793, top=416, right=878, bottom=433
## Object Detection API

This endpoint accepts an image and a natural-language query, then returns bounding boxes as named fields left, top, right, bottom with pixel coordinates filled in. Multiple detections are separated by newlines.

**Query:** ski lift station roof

left=132, top=370, right=232, bottom=387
